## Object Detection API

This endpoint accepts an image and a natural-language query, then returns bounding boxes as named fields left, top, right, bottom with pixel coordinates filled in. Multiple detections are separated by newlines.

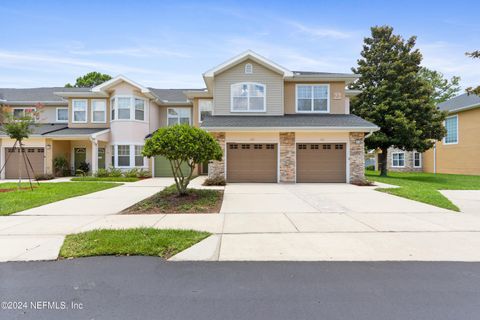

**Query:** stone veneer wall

left=279, top=132, right=295, bottom=182
left=387, top=147, right=423, bottom=172
left=349, top=132, right=365, bottom=183
left=208, top=132, right=226, bottom=179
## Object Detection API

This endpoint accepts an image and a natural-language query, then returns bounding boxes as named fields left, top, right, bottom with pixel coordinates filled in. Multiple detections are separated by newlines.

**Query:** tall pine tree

left=350, top=26, right=446, bottom=176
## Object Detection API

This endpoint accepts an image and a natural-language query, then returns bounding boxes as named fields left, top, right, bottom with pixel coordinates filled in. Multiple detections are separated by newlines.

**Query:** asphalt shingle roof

left=200, top=114, right=378, bottom=129
left=0, top=124, right=107, bottom=136
left=0, top=87, right=89, bottom=103
left=292, top=71, right=358, bottom=77
left=148, top=88, right=205, bottom=102
left=438, top=93, right=480, bottom=112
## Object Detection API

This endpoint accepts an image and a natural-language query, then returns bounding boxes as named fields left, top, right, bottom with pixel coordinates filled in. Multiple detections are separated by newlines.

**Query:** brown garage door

left=4, top=148, right=45, bottom=179
left=296, top=143, right=346, bottom=183
left=227, top=143, right=277, bottom=182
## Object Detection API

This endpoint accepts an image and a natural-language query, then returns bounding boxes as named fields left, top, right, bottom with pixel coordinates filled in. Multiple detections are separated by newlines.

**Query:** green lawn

left=0, top=182, right=120, bottom=216
left=124, top=185, right=223, bottom=214
left=71, top=176, right=140, bottom=182
left=366, top=171, right=480, bottom=211
left=60, top=228, right=210, bottom=259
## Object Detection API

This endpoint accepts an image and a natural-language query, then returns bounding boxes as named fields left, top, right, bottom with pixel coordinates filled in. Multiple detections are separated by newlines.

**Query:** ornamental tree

left=350, top=26, right=447, bottom=176
left=65, top=72, right=112, bottom=88
left=143, top=124, right=222, bottom=195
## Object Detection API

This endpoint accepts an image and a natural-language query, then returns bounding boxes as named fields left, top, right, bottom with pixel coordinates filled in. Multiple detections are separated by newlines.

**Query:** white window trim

left=91, top=99, right=107, bottom=123
left=112, top=143, right=147, bottom=169
left=230, top=82, right=267, bottom=113
left=55, top=107, right=68, bottom=123
left=198, top=99, right=213, bottom=123
left=295, top=83, right=330, bottom=113
left=443, top=115, right=459, bottom=145
left=391, top=152, right=406, bottom=168
left=72, top=99, right=88, bottom=123
left=167, top=107, right=192, bottom=125
left=413, top=152, right=422, bottom=168
left=12, top=107, right=37, bottom=120
left=110, top=95, right=148, bottom=123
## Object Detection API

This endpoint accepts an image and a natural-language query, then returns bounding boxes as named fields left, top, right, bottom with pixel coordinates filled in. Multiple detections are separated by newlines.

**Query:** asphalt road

left=1, top=257, right=480, bottom=320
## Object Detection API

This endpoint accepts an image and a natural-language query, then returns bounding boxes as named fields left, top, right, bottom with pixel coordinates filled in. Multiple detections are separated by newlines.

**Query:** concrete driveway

left=220, top=183, right=450, bottom=214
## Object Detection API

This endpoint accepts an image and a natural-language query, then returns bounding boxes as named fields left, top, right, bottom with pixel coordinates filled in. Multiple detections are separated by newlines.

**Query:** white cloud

left=0, top=50, right=155, bottom=75
left=69, top=47, right=191, bottom=58
left=286, top=20, right=353, bottom=39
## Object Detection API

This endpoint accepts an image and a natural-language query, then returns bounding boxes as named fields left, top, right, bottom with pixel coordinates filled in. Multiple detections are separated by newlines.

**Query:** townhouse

left=0, top=50, right=378, bottom=183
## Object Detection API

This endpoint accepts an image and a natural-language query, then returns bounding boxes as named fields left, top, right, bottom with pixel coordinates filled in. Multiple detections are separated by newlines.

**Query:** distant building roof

left=438, top=93, right=480, bottom=113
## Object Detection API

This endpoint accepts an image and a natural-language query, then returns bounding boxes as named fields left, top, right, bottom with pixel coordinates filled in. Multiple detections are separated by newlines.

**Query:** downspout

left=433, top=141, right=437, bottom=174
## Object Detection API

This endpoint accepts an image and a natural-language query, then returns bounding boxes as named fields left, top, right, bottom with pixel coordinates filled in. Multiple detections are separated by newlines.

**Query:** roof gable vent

left=244, top=63, right=253, bottom=74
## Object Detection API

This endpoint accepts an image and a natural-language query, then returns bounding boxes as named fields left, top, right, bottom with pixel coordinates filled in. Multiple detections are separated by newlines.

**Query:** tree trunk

left=378, top=147, right=388, bottom=177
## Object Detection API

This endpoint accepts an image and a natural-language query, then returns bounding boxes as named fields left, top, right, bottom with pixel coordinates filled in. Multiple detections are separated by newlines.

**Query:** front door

left=98, top=148, right=106, bottom=169
left=74, top=148, right=87, bottom=171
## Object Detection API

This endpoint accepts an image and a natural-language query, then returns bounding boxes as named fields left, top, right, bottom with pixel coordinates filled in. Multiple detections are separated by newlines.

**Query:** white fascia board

left=203, top=50, right=293, bottom=78
left=92, top=75, right=151, bottom=94
left=446, top=103, right=480, bottom=114
left=54, top=92, right=108, bottom=98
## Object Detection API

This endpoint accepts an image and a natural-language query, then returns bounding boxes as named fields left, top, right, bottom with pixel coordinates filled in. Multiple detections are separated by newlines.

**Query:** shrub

left=76, top=162, right=90, bottom=176
left=124, top=168, right=139, bottom=178
left=202, top=177, right=226, bottom=186
left=53, top=156, right=70, bottom=177
left=136, top=169, right=151, bottom=178
left=35, top=173, right=55, bottom=181
left=365, top=165, right=375, bottom=171
left=95, top=168, right=109, bottom=177
left=107, top=167, right=122, bottom=177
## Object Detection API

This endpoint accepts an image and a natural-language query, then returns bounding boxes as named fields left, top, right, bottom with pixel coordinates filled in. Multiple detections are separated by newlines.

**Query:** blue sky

left=1, top=0, right=479, bottom=89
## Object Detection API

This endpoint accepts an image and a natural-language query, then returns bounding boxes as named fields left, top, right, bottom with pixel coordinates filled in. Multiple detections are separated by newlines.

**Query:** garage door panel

left=227, top=143, right=277, bottom=183
left=5, top=148, right=45, bottom=179
left=297, top=143, right=346, bottom=183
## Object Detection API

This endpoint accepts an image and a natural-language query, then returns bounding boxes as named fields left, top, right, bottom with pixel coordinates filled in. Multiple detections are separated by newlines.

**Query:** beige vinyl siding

left=158, top=105, right=194, bottom=127
left=213, top=59, right=284, bottom=115
left=284, top=81, right=346, bottom=114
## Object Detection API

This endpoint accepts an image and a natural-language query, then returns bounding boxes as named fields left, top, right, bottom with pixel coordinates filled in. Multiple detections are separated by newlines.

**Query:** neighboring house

left=374, top=147, right=423, bottom=172
left=423, top=93, right=480, bottom=175
left=0, top=50, right=378, bottom=183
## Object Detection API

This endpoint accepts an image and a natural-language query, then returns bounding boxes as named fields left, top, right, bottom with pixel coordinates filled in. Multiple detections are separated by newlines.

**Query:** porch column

left=349, top=132, right=365, bottom=184
left=45, top=138, right=53, bottom=175
left=279, top=132, right=295, bottom=182
left=208, top=132, right=225, bottom=180
left=91, top=141, right=98, bottom=174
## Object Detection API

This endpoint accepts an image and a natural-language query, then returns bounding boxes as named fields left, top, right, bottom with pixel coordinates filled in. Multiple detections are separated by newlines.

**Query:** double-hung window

left=110, top=98, right=116, bottom=120
left=444, top=115, right=458, bottom=144
left=392, top=152, right=405, bottom=168
left=296, top=84, right=329, bottom=113
left=413, top=152, right=421, bottom=168
left=198, top=99, right=213, bottom=123
left=117, top=97, right=131, bottom=120
left=12, top=107, right=36, bottom=120
left=135, top=145, right=144, bottom=166
left=72, top=99, right=87, bottom=123
left=91, top=100, right=106, bottom=123
left=134, top=98, right=145, bottom=121
left=117, top=145, right=130, bottom=167
left=56, top=107, right=68, bottom=122
left=231, top=83, right=265, bottom=112
left=167, top=108, right=191, bottom=126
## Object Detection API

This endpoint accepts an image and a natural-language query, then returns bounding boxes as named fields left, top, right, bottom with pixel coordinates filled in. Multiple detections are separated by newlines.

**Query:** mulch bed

left=123, top=187, right=223, bottom=214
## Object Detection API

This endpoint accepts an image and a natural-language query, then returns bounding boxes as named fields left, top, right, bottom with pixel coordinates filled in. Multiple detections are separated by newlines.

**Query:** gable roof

left=92, top=75, right=152, bottom=94
left=438, top=93, right=480, bottom=113
left=203, top=50, right=294, bottom=78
